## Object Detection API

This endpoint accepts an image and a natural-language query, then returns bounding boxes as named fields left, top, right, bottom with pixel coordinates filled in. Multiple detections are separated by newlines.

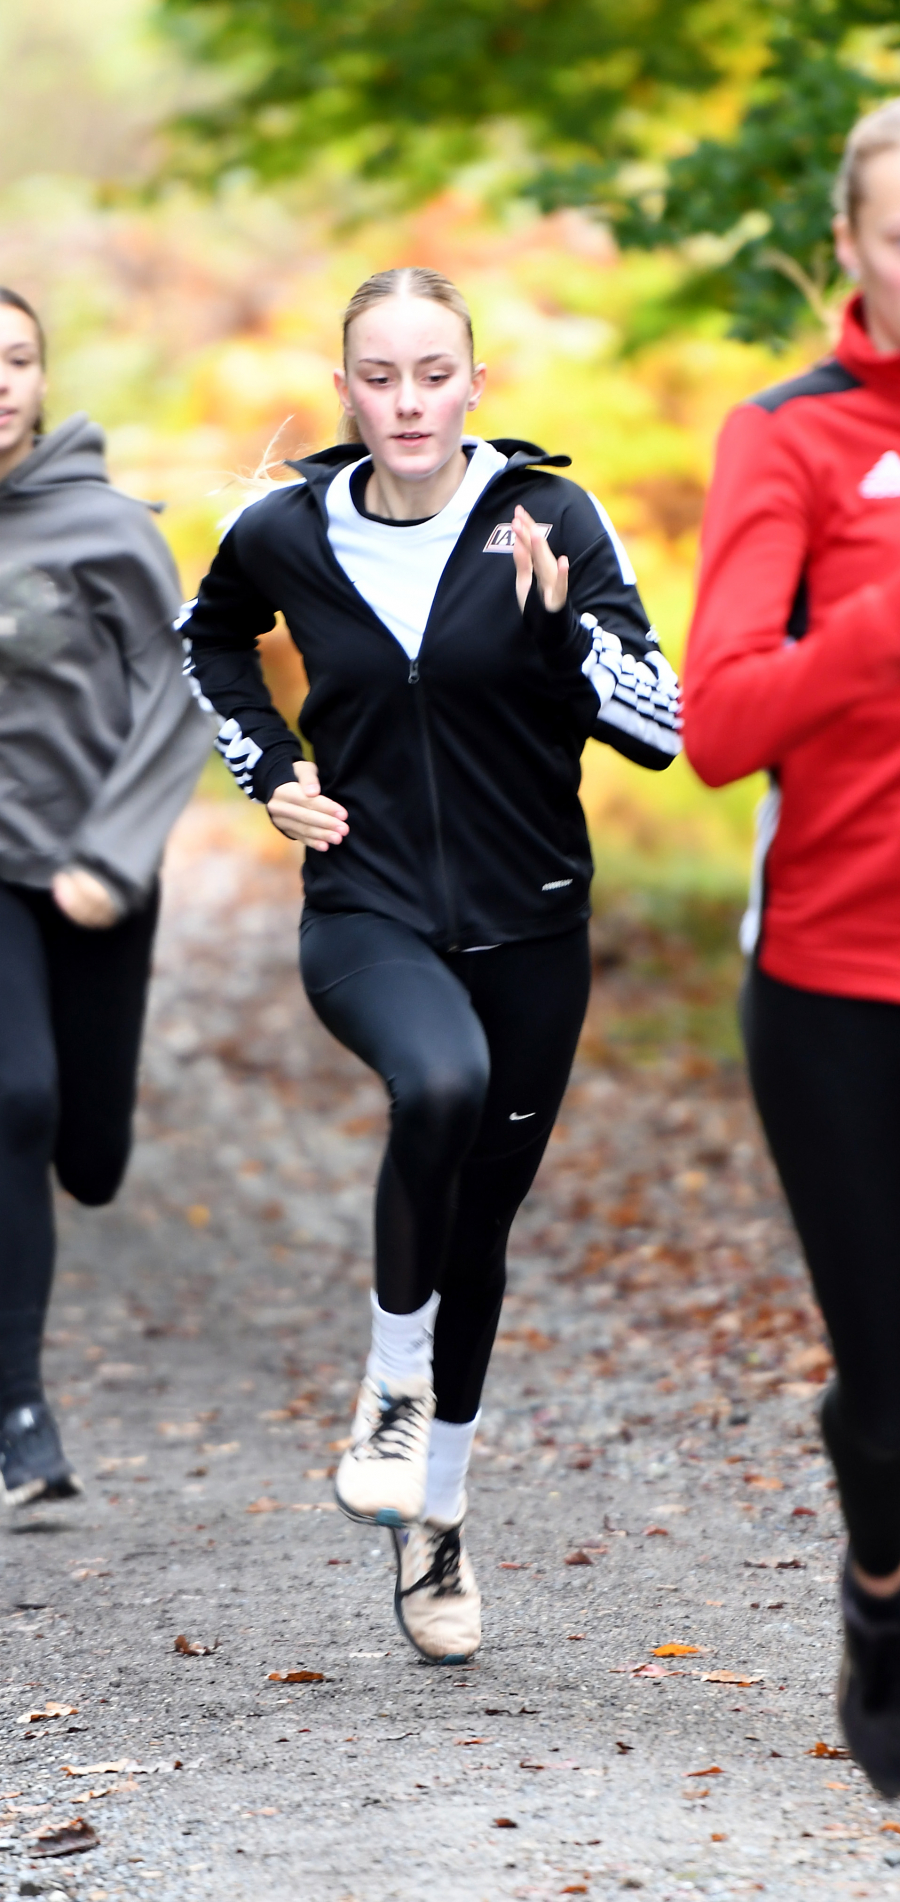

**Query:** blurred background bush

left=2, top=0, right=898, bottom=1053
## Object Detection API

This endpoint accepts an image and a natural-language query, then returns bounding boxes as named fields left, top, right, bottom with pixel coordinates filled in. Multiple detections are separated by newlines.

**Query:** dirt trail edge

left=1, top=805, right=894, bottom=1902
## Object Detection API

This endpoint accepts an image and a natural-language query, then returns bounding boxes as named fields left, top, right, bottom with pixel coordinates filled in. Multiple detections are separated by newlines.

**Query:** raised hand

left=52, top=867, right=121, bottom=929
left=511, top=504, right=569, bottom=615
left=267, top=758, right=349, bottom=850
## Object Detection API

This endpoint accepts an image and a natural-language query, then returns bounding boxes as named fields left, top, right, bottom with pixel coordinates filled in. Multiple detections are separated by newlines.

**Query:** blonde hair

left=338, top=267, right=474, bottom=444
left=835, top=96, right=900, bottom=226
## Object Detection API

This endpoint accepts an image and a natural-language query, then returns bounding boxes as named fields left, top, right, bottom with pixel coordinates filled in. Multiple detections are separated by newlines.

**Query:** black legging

left=0, top=880, right=158, bottom=1412
left=742, top=961, right=900, bottom=1575
left=301, top=910, right=591, bottom=1424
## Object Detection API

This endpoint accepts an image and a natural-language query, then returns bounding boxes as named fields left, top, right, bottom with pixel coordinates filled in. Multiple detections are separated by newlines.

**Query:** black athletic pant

left=301, top=910, right=591, bottom=1424
left=742, top=962, right=900, bottom=1576
left=0, top=880, right=158, bottom=1413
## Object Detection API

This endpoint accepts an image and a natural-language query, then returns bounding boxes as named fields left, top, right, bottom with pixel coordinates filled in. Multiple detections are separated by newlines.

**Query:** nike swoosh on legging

left=509, top=1111, right=535, bottom=1120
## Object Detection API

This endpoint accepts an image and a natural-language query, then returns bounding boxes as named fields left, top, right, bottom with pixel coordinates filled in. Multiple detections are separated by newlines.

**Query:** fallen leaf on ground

left=564, top=1550, right=593, bottom=1566
left=31, top=1817, right=98, bottom=1857
left=807, top=1741, right=849, bottom=1759
left=157, top=1421, right=202, bottom=1439
left=791, top=1506, right=816, bottom=1517
left=456, top=1737, right=490, bottom=1746
left=498, top=1561, right=526, bottom=1569
left=267, top=1670, right=325, bottom=1684
left=711, top=1832, right=727, bottom=1842
left=567, top=1633, right=586, bottom=1641
left=632, top=1663, right=685, bottom=1678
left=18, top=1704, right=77, bottom=1724
left=702, top=1671, right=763, bottom=1686
left=61, top=1760, right=182, bottom=1778
left=654, top=1644, right=702, bottom=1657
left=615, top=1740, right=633, bottom=1753
left=247, top=1497, right=287, bottom=1513
left=519, top=1760, right=544, bottom=1770
left=686, top=1766, right=723, bottom=1777
left=881, top=1823, right=900, bottom=1835
left=644, top=1525, right=670, bottom=1537
left=744, top=1475, right=783, bottom=1490
left=494, top=1817, right=517, bottom=1828
left=561, top=1887, right=589, bottom=1895
left=174, top=1635, right=217, bottom=1657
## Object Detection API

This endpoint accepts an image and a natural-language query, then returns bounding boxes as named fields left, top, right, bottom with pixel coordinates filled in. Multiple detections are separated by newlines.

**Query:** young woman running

left=0, top=288, right=211, bottom=1506
left=185, top=266, right=680, bottom=1663
left=684, top=99, right=900, bottom=1792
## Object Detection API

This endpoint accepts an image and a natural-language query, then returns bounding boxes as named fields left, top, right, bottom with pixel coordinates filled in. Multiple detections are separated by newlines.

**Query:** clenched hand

left=52, top=868, right=121, bottom=929
left=267, top=758, right=349, bottom=851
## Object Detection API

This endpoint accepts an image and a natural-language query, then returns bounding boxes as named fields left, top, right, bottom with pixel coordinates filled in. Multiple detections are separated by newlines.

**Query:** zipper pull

left=408, top=658, right=420, bottom=684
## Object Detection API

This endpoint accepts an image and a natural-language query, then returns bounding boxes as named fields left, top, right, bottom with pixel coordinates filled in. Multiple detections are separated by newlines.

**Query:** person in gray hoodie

left=0, top=287, right=212, bottom=1505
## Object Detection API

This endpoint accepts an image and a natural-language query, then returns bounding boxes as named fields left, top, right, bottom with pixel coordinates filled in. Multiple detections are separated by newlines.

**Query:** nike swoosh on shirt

left=509, top=1111, right=536, bottom=1121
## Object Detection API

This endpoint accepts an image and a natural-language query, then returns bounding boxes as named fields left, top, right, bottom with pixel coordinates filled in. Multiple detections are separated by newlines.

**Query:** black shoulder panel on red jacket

left=749, top=360, right=862, bottom=413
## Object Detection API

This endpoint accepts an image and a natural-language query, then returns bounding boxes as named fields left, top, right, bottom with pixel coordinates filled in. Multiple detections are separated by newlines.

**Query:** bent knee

left=396, top=1055, right=489, bottom=1149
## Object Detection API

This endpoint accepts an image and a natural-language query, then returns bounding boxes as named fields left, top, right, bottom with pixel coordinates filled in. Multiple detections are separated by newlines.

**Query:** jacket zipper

left=408, top=657, right=459, bottom=949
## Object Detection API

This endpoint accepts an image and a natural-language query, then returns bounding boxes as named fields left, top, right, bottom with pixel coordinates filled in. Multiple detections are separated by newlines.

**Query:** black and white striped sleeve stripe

left=581, top=615, right=682, bottom=768
left=178, top=601, right=263, bottom=799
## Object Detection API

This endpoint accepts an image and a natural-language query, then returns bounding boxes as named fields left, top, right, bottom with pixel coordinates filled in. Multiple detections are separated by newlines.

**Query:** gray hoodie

left=0, top=414, right=212, bottom=911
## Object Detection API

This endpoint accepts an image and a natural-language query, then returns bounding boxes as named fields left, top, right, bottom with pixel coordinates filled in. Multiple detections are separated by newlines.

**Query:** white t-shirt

left=324, top=437, right=508, bottom=661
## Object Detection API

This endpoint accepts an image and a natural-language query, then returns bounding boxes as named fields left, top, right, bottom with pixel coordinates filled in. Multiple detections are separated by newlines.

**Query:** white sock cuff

left=366, top=1289, right=439, bottom=1386
left=424, top=1410, right=481, bottom=1525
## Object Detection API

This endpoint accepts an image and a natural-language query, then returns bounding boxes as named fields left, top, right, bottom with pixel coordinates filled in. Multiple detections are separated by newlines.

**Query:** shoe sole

left=839, top=1649, right=900, bottom=1799
left=390, top=1529, right=477, bottom=1667
left=2, top=1471, right=84, bottom=1509
left=333, top=1481, right=418, bottom=1529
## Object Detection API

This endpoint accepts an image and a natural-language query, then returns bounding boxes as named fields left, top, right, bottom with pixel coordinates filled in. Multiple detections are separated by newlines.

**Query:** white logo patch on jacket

left=859, top=451, right=900, bottom=499
left=484, top=521, right=552, bottom=552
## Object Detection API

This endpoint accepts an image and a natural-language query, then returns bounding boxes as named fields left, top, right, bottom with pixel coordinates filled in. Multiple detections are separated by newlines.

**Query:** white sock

left=365, top=1289, right=439, bottom=1387
left=424, top=1412, right=481, bottom=1525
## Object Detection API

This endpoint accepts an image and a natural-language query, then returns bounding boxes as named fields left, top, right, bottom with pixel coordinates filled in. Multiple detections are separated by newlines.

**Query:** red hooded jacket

left=684, top=296, right=900, bottom=1001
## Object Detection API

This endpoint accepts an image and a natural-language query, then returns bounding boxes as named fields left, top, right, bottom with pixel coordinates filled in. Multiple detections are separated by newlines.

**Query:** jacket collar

left=285, top=438, right=571, bottom=488
left=836, top=294, right=900, bottom=398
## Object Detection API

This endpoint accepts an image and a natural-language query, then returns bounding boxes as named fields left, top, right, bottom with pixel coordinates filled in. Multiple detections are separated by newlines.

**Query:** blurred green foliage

left=158, top=0, right=737, bottom=194
left=614, top=0, right=900, bottom=345
left=161, top=0, right=900, bottom=343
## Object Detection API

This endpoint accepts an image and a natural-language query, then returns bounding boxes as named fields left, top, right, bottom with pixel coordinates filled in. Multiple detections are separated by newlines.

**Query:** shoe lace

left=407, top=1526, right=463, bottom=1599
left=362, top=1392, right=428, bottom=1463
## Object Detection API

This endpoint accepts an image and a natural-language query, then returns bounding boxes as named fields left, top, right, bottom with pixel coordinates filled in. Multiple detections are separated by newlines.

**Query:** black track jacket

left=185, top=439, right=680, bottom=950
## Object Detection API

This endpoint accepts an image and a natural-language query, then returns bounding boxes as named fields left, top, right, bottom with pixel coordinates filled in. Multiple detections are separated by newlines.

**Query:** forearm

left=684, top=569, right=900, bottom=787
left=72, top=640, right=212, bottom=908
left=183, top=533, right=304, bottom=802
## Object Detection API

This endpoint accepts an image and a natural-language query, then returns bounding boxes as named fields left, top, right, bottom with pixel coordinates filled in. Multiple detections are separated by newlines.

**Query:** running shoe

left=0, top=1402, right=83, bottom=1508
left=391, top=1512, right=481, bottom=1663
left=334, top=1373, right=434, bottom=1526
left=838, top=1553, right=900, bottom=1796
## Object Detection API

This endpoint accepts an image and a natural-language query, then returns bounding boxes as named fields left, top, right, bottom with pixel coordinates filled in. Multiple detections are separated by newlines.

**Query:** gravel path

left=1, top=803, right=895, bottom=1902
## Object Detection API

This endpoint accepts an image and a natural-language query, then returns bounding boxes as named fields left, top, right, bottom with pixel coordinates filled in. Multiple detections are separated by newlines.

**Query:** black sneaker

left=839, top=1553, right=900, bottom=1797
left=0, top=1402, right=83, bottom=1508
